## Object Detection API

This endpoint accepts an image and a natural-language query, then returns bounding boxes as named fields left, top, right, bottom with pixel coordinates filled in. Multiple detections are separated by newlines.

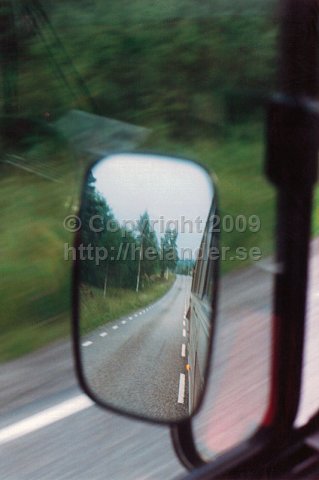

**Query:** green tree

left=160, top=228, right=178, bottom=278
left=80, top=170, right=116, bottom=288
left=135, top=211, right=159, bottom=291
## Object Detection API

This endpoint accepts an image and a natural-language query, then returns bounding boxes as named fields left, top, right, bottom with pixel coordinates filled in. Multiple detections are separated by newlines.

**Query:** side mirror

left=72, top=153, right=219, bottom=423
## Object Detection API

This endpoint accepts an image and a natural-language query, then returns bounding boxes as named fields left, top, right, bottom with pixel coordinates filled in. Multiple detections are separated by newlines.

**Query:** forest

left=1, top=0, right=278, bottom=145
left=80, top=170, right=179, bottom=293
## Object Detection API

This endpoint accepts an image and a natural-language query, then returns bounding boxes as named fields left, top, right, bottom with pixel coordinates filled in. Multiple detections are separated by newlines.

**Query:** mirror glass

left=75, top=153, right=217, bottom=422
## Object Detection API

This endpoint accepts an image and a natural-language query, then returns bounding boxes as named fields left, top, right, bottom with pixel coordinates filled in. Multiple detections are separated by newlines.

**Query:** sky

left=92, top=153, right=214, bottom=258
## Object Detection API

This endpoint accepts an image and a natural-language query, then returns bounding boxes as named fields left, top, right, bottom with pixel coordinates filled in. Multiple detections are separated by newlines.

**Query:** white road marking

left=82, top=341, right=92, bottom=347
left=134, top=314, right=138, bottom=317
left=183, top=320, right=186, bottom=327
left=121, top=320, right=127, bottom=325
left=178, top=374, right=186, bottom=404
left=139, top=312, right=143, bottom=315
left=0, top=395, right=93, bottom=446
left=129, top=317, right=133, bottom=320
left=112, top=326, right=119, bottom=330
left=100, top=332, right=107, bottom=337
left=181, top=344, right=186, bottom=358
left=183, top=329, right=186, bottom=337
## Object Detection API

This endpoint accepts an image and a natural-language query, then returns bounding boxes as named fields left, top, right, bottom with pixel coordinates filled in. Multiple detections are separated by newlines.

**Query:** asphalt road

left=80, top=275, right=191, bottom=421
left=0, top=239, right=318, bottom=479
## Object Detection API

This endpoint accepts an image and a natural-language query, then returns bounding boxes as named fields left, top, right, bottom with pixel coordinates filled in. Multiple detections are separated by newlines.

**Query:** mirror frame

left=72, top=151, right=220, bottom=425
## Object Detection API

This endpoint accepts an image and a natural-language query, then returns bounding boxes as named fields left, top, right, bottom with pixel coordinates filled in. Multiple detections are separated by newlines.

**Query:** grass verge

left=80, top=275, right=176, bottom=334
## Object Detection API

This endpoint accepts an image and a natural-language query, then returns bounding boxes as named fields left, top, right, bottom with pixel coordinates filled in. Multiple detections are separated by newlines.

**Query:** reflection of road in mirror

left=81, top=275, right=192, bottom=421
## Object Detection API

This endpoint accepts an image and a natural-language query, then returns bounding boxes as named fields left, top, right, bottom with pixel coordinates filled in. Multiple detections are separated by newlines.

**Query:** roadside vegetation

left=80, top=275, right=175, bottom=335
left=77, top=168, right=179, bottom=335
left=1, top=0, right=318, bottom=361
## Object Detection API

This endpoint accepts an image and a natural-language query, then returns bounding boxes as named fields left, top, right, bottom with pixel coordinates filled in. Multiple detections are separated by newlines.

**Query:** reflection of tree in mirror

left=176, top=259, right=195, bottom=276
left=80, top=173, right=180, bottom=294
left=135, top=211, right=160, bottom=292
left=79, top=172, right=182, bottom=333
left=80, top=170, right=122, bottom=291
left=160, top=228, right=179, bottom=279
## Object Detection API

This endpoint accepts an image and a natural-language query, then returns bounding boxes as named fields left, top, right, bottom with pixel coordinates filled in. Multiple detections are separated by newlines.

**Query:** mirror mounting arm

left=266, top=94, right=319, bottom=191
left=263, top=93, right=319, bottom=437
left=171, top=420, right=206, bottom=470
left=263, top=0, right=319, bottom=438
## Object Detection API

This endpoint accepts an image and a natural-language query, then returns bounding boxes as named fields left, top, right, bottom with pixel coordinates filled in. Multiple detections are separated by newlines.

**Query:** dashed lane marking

left=0, top=395, right=93, bottom=446
left=181, top=344, right=186, bottom=358
left=178, top=374, right=186, bottom=404
left=112, top=326, right=119, bottom=330
left=183, top=329, right=186, bottom=337
left=100, top=332, right=107, bottom=337
left=82, top=341, right=92, bottom=347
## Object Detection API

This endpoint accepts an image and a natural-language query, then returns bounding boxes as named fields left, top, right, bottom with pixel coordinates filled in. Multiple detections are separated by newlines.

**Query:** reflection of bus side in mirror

left=187, top=203, right=219, bottom=413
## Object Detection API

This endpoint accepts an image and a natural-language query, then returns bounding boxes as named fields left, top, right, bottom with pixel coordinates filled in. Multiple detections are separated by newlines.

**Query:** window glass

left=1, top=0, right=285, bottom=466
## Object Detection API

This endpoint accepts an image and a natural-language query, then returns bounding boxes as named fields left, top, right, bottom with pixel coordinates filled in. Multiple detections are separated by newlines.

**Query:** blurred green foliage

left=3, top=0, right=278, bottom=130
left=0, top=164, right=74, bottom=361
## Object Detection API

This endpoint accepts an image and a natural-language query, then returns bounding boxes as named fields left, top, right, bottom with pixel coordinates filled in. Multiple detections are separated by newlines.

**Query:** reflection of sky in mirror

left=92, top=154, right=213, bottom=257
